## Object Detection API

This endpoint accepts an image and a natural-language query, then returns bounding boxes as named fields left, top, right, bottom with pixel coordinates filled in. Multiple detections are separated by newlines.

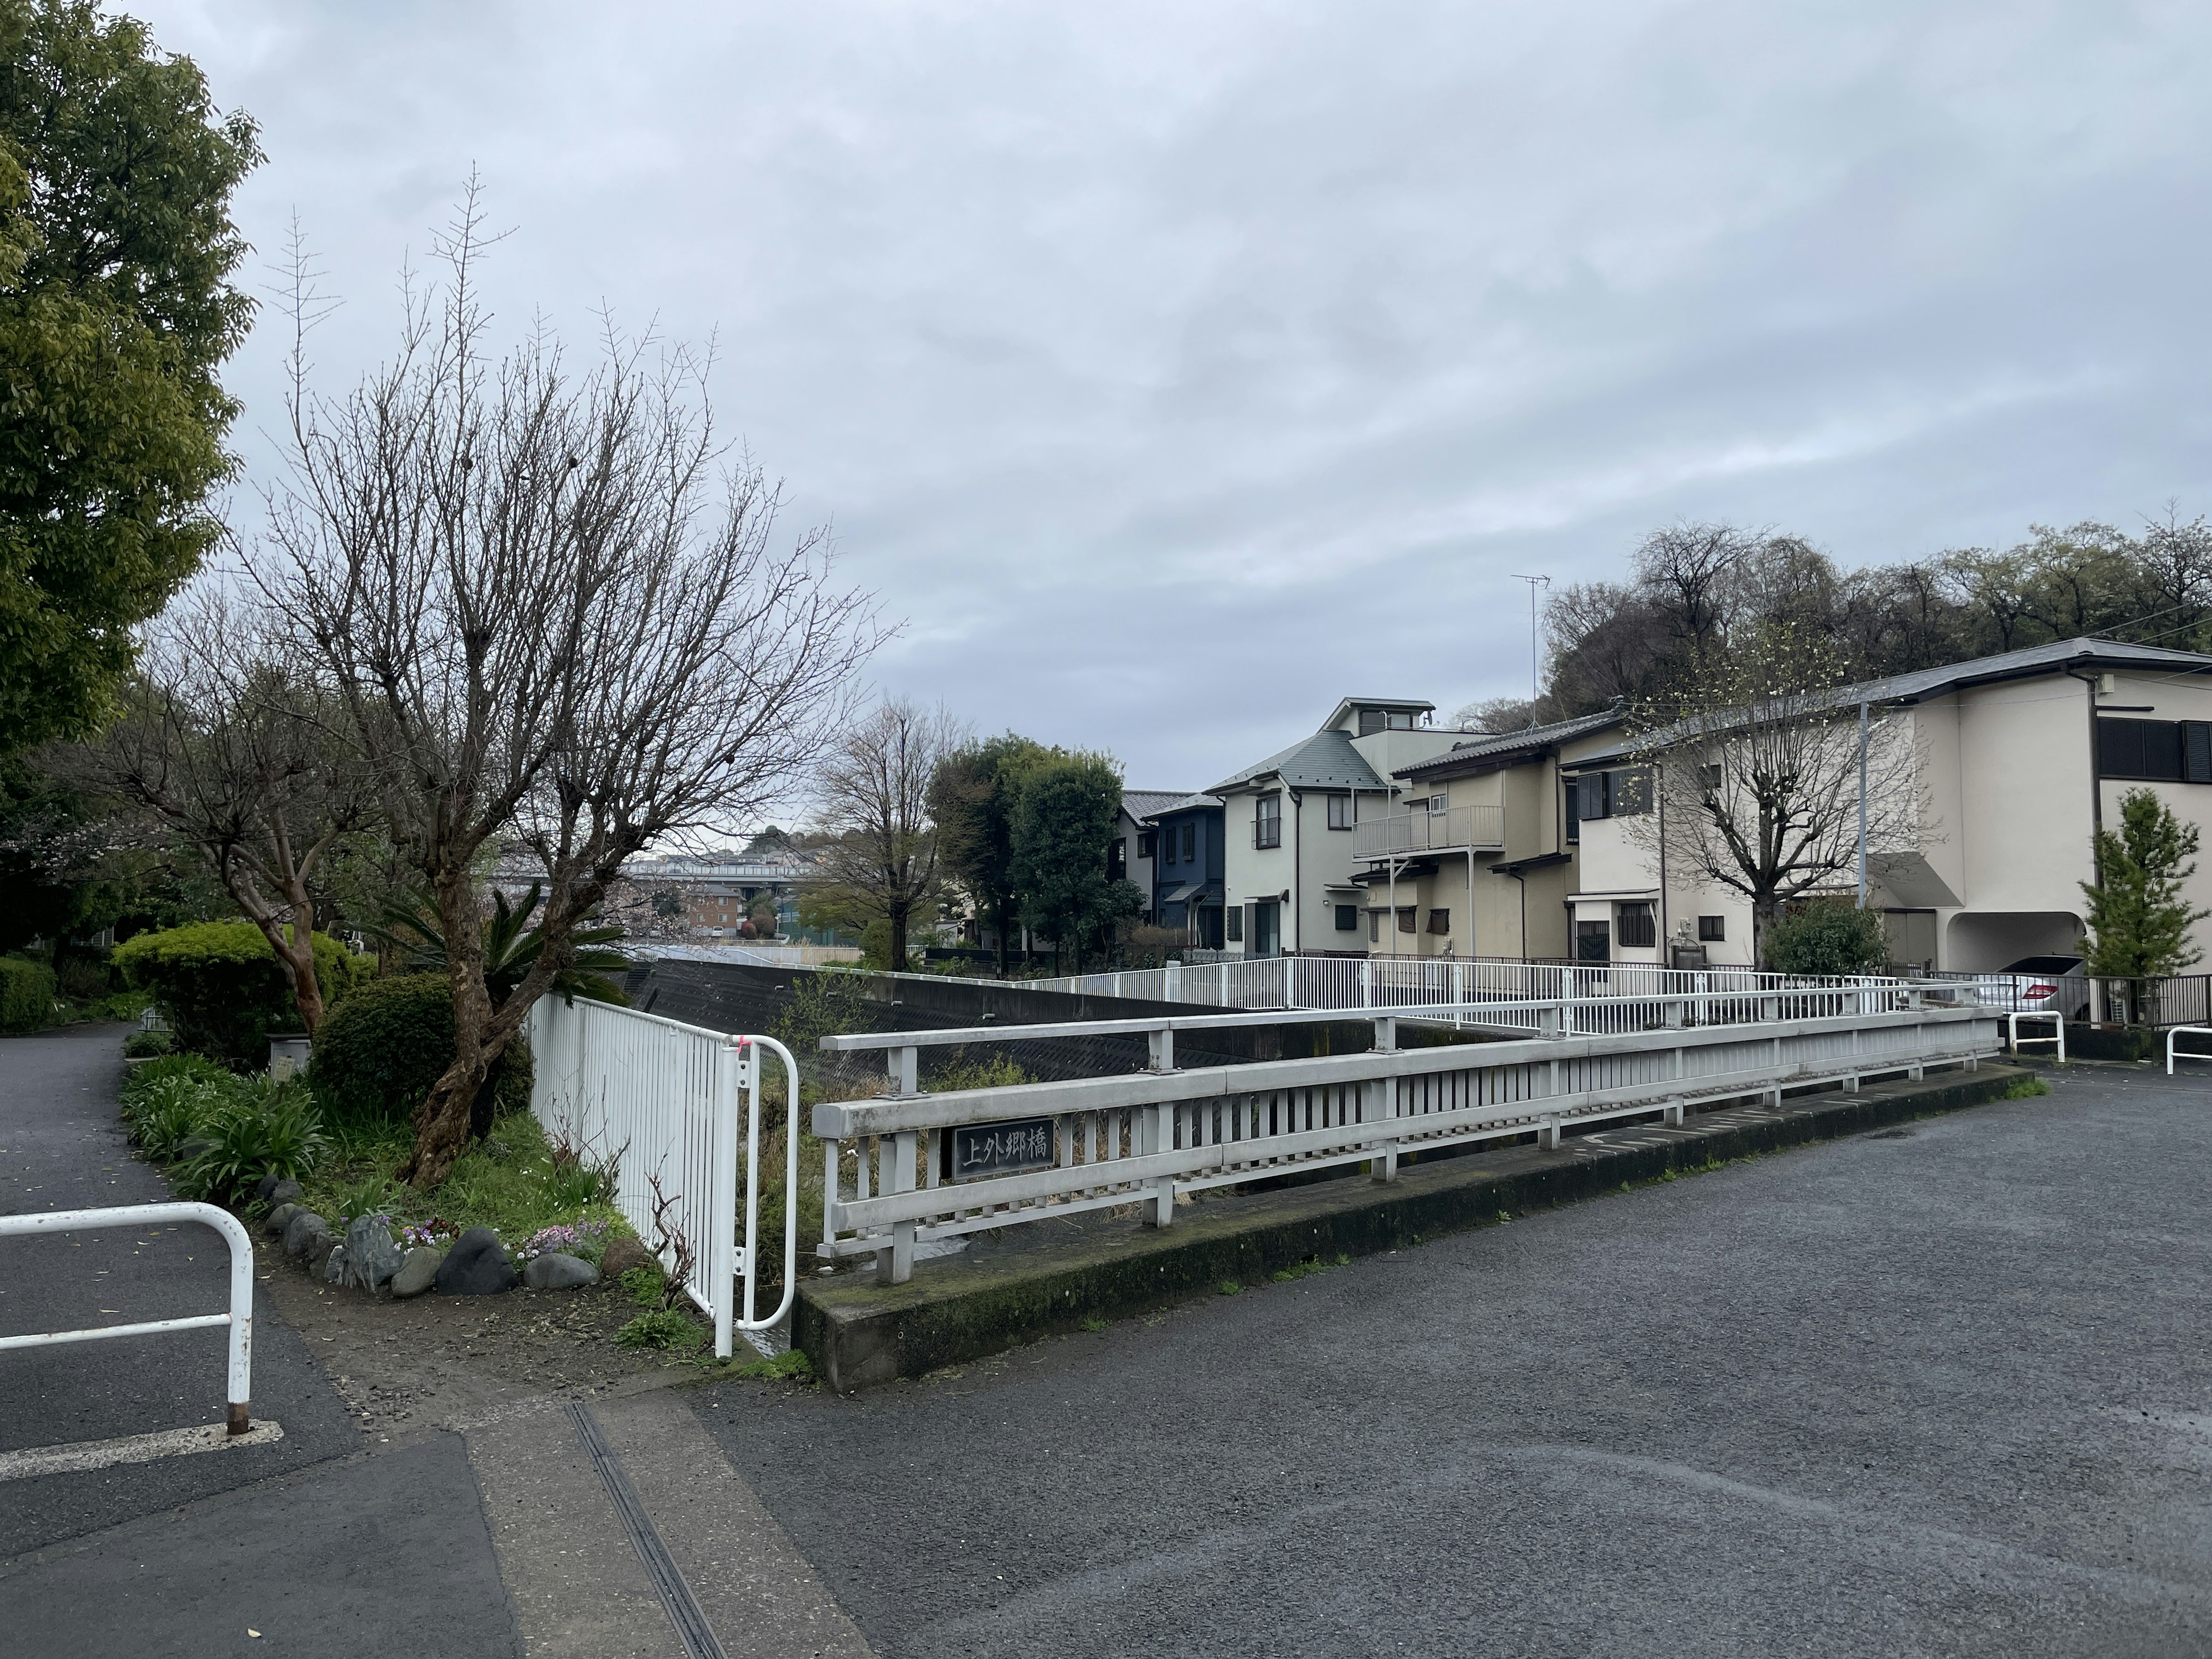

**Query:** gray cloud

left=133, top=0, right=2212, bottom=791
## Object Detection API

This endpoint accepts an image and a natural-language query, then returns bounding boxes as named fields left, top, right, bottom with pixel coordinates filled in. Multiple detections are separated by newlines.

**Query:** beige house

left=1558, top=638, right=2212, bottom=971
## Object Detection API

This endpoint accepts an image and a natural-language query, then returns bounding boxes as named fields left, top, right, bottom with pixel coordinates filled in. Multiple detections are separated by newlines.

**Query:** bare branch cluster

left=808, top=698, right=969, bottom=971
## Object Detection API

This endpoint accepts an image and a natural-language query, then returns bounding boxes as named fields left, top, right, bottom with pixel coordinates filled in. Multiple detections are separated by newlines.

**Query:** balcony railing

left=1354, top=803, right=1506, bottom=859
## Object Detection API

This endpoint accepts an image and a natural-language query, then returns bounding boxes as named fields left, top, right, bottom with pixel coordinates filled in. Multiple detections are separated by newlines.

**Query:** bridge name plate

left=951, top=1117, right=1056, bottom=1180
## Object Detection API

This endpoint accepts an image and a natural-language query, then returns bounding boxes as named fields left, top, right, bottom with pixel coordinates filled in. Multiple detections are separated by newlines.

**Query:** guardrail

left=2005, top=1010, right=2065, bottom=1060
left=2168, top=1026, right=2212, bottom=1075
left=0, top=1201, right=256, bottom=1434
left=529, top=996, right=801, bottom=1355
left=813, top=1004, right=2001, bottom=1282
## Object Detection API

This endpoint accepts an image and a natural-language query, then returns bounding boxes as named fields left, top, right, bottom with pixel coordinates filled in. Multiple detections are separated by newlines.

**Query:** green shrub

left=615, top=1309, right=703, bottom=1351
left=734, top=1348, right=813, bottom=1381
left=172, top=1077, right=328, bottom=1203
left=0, top=956, right=56, bottom=1032
left=928, top=1052, right=1031, bottom=1092
left=113, top=922, right=369, bottom=1065
left=123, top=1028, right=173, bottom=1058
left=1766, top=899, right=1891, bottom=976
left=307, top=971, right=532, bottom=1131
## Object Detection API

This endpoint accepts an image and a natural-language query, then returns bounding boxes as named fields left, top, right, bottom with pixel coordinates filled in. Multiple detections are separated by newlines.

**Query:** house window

left=1180, top=821, right=1196, bottom=862
left=1138, top=830, right=1156, bottom=858
left=1327, top=794, right=1354, bottom=830
left=1698, top=763, right=1723, bottom=793
left=1108, top=840, right=1127, bottom=882
left=1571, top=768, right=1652, bottom=824
left=1617, top=902, right=1656, bottom=948
left=1575, top=919, right=1611, bottom=961
left=1335, top=904, right=1358, bottom=931
left=1254, top=793, right=1282, bottom=849
left=1226, top=906, right=1243, bottom=943
left=1198, top=906, right=1224, bottom=949
left=1357, top=709, right=1416, bottom=733
left=1397, top=906, right=1417, bottom=934
left=2100, top=718, right=2212, bottom=782
left=1427, top=908, right=1450, bottom=935
left=1698, top=914, right=1726, bottom=942
left=1368, top=909, right=1382, bottom=943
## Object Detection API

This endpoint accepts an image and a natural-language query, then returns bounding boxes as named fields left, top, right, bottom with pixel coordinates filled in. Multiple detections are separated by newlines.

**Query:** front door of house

left=1575, top=918, right=1610, bottom=961
left=1252, top=900, right=1280, bottom=959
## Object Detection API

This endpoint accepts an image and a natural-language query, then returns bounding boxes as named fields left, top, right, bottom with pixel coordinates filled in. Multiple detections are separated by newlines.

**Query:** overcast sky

left=131, top=0, right=2212, bottom=798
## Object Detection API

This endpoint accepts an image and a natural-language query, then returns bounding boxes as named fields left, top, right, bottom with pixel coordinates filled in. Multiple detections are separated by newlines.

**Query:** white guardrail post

left=2167, top=1025, right=2212, bottom=1076
left=717, top=1033, right=804, bottom=1359
left=2005, top=1010, right=2065, bottom=1062
left=0, top=1200, right=256, bottom=1434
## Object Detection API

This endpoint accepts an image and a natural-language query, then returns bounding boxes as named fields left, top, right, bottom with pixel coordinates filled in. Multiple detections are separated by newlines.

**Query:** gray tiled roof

left=1121, top=789, right=1191, bottom=821
left=1138, top=791, right=1222, bottom=822
left=1210, top=729, right=1388, bottom=794
left=1571, top=635, right=2212, bottom=765
left=1393, top=709, right=1627, bottom=778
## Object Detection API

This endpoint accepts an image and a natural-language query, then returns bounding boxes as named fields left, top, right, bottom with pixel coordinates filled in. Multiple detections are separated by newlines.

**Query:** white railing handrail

left=2168, top=1026, right=2212, bottom=1075
left=0, top=1201, right=256, bottom=1435
left=1352, top=802, right=1507, bottom=857
left=812, top=1004, right=1981, bottom=1137
left=818, top=985, right=1918, bottom=1054
left=2005, top=1009, right=2065, bottom=1060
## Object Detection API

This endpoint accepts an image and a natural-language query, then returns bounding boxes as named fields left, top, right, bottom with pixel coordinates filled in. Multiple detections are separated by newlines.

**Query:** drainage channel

left=569, top=1400, right=728, bottom=1659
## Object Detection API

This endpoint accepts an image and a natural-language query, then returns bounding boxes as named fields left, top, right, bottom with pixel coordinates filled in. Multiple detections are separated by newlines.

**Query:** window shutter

left=2186, top=721, right=2212, bottom=784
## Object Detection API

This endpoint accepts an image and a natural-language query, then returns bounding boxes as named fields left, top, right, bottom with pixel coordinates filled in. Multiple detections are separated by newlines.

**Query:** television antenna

left=1509, top=575, right=1550, bottom=724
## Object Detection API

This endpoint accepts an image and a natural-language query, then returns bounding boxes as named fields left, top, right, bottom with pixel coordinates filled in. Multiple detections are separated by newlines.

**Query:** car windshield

left=2000, top=956, right=2082, bottom=974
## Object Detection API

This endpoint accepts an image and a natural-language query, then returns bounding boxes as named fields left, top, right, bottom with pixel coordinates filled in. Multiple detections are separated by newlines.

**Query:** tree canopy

left=2081, top=789, right=2209, bottom=978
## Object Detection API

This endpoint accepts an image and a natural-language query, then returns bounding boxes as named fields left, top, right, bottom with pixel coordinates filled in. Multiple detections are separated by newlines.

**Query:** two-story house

left=1210, top=698, right=1467, bottom=957
left=1356, top=710, right=1628, bottom=959
left=1143, top=793, right=1227, bottom=949
left=1558, top=637, right=2212, bottom=971
left=1111, top=790, right=1186, bottom=925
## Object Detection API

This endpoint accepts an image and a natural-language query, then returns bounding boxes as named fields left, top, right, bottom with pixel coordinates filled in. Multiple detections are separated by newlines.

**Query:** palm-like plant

left=367, top=881, right=631, bottom=1007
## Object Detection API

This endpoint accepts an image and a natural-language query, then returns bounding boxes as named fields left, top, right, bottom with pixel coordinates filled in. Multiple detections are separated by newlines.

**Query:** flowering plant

left=400, top=1216, right=460, bottom=1248
left=516, top=1219, right=612, bottom=1262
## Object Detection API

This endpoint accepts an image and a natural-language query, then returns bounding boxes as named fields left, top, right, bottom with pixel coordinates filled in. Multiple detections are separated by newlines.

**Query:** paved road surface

left=696, top=1063, right=2212, bottom=1658
left=5, top=1024, right=2208, bottom=1656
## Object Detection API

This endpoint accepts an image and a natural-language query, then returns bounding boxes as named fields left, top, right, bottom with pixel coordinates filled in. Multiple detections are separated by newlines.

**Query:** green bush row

left=118, top=1054, right=327, bottom=1202
left=113, top=921, right=371, bottom=1066
left=0, top=956, right=57, bottom=1032
left=308, top=972, right=532, bottom=1131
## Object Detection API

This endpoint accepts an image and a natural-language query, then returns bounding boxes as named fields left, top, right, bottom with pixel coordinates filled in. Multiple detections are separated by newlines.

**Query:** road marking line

left=0, top=1419, right=283, bottom=1482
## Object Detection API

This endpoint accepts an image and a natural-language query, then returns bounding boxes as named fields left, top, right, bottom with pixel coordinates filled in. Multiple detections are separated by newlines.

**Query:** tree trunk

left=888, top=897, right=909, bottom=972
left=994, top=894, right=1010, bottom=978
left=400, top=870, right=497, bottom=1189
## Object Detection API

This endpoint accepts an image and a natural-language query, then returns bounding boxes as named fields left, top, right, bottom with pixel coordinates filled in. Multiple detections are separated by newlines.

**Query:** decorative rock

left=253, top=1173, right=282, bottom=1203
left=265, top=1178, right=304, bottom=1208
left=522, top=1252, right=599, bottom=1291
left=282, top=1210, right=329, bottom=1257
left=302, top=1229, right=342, bottom=1275
left=598, top=1237, right=655, bottom=1281
left=173, top=1136, right=215, bottom=1164
left=433, top=1226, right=517, bottom=1296
left=323, top=1243, right=348, bottom=1283
left=340, top=1214, right=406, bottom=1294
left=265, top=1203, right=301, bottom=1236
left=391, top=1247, right=444, bottom=1298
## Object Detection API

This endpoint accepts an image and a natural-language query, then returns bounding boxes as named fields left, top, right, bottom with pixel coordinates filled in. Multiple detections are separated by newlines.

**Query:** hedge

left=113, top=921, right=370, bottom=1066
left=0, top=956, right=56, bottom=1033
left=308, top=971, right=532, bottom=1134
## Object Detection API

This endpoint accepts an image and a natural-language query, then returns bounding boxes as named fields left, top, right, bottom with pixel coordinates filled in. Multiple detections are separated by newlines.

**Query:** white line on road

left=0, top=1419, right=284, bottom=1482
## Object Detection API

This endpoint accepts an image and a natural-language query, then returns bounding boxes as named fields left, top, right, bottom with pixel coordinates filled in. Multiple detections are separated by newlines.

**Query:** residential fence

left=812, top=1000, right=2003, bottom=1282
left=1927, top=970, right=2212, bottom=1028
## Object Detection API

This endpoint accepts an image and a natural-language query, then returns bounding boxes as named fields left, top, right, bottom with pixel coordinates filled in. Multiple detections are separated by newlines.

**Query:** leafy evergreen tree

left=929, top=733, right=1046, bottom=974
left=2080, top=789, right=2210, bottom=977
left=0, top=0, right=261, bottom=751
left=1009, top=751, right=1139, bottom=972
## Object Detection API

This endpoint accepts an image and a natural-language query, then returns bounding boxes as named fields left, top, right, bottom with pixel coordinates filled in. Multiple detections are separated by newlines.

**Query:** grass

left=2002, top=1074, right=2052, bottom=1099
left=1217, top=1279, right=1241, bottom=1296
left=734, top=1348, right=813, bottom=1381
left=1079, top=1315, right=1109, bottom=1332
left=1270, top=1253, right=1349, bottom=1284
left=614, top=1308, right=704, bottom=1351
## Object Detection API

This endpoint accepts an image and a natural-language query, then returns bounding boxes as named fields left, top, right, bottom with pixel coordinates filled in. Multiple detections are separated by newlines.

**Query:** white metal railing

left=2168, top=1027, right=2212, bottom=1075
left=2005, top=1010, right=2065, bottom=1060
left=1012, top=955, right=1902, bottom=1015
left=0, top=1202, right=256, bottom=1434
left=813, top=1004, right=2001, bottom=1281
left=529, top=996, right=801, bottom=1357
left=1353, top=803, right=1506, bottom=859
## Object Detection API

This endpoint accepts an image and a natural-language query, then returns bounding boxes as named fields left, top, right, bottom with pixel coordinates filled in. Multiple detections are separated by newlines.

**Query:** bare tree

left=1619, top=626, right=1925, bottom=968
left=810, top=698, right=968, bottom=972
left=254, top=195, right=882, bottom=1186
left=93, top=585, right=374, bottom=1034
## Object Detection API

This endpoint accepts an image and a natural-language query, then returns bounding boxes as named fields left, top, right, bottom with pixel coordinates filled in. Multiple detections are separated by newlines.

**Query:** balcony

left=1354, top=803, right=1506, bottom=859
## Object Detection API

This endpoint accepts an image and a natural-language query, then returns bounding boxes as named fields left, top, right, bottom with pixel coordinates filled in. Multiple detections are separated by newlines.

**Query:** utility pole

left=1857, top=700, right=1870, bottom=908
left=1510, top=574, right=1550, bottom=726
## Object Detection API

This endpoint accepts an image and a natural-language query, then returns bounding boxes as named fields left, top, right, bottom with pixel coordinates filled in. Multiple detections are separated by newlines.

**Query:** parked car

left=1968, top=954, right=2089, bottom=1017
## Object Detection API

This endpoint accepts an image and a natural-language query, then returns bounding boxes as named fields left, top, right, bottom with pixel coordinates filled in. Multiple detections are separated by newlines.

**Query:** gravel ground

left=695, top=1062, right=2212, bottom=1659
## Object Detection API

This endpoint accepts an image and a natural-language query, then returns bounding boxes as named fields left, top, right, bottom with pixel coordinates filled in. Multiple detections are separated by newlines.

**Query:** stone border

left=794, top=1062, right=2033, bottom=1390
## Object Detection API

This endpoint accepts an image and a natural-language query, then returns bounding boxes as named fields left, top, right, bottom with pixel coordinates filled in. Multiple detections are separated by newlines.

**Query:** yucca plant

left=364, top=881, right=630, bottom=1007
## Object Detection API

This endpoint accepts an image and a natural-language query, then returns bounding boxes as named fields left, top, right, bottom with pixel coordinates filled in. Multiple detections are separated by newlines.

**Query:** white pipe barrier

left=0, top=1202, right=255, bottom=1434
left=529, top=997, right=800, bottom=1359
left=2168, top=1025, right=2212, bottom=1075
left=2006, top=1010, right=2065, bottom=1062
left=815, top=1005, right=2003, bottom=1281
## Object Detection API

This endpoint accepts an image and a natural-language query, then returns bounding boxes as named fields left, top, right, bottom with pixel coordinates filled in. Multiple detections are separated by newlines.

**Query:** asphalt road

left=0, top=1026, right=520, bottom=1656
left=695, top=1063, right=2212, bottom=1658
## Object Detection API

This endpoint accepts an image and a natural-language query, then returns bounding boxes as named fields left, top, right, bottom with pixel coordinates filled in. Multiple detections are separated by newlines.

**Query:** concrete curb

left=794, top=1063, right=2035, bottom=1391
